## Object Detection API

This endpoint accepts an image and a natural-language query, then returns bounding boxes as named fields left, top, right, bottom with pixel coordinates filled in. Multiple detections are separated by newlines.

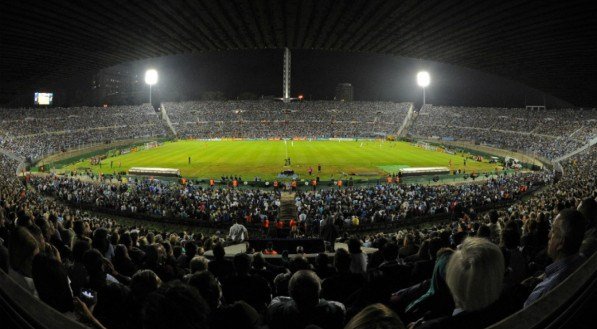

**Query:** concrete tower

left=282, top=48, right=291, bottom=103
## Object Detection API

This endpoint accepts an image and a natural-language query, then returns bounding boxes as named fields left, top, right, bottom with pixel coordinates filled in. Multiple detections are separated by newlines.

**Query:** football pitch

left=60, top=140, right=498, bottom=180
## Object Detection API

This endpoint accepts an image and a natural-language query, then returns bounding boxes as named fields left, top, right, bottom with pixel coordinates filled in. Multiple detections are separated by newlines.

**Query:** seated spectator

left=67, top=239, right=91, bottom=295
left=112, top=244, right=137, bottom=278
left=177, top=241, right=197, bottom=270
left=187, top=271, right=222, bottom=311
left=404, top=249, right=455, bottom=323
left=32, top=254, right=74, bottom=315
left=415, top=237, right=509, bottom=329
left=488, top=210, right=502, bottom=244
left=578, top=198, right=597, bottom=257
left=399, top=234, right=418, bottom=258
left=92, top=228, right=114, bottom=260
left=221, top=253, right=271, bottom=314
left=210, top=301, right=262, bottom=329
left=251, top=252, right=283, bottom=286
left=8, top=227, right=40, bottom=297
left=314, top=253, right=336, bottom=280
left=524, top=209, right=587, bottom=307
left=501, top=224, right=527, bottom=287
left=142, top=282, right=210, bottom=329
left=189, top=255, right=209, bottom=274
left=321, top=248, right=365, bottom=305
left=410, top=238, right=443, bottom=284
left=348, top=238, right=367, bottom=274
left=120, top=232, right=145, bottom=267
left=344, top=303, right=405, bottom=329
left=208, top=243, right=234, bottom=280
left=274, top=256, right=311, bottom=296
left=366, top=243, right=412, bottom=303
left=93, top=282, right=131, bottom=329
left=267, top=270, right=346, bottom=329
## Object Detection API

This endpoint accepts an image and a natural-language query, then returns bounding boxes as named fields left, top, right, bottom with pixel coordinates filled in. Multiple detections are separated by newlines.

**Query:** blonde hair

left=446, top=237, right=504, bottom=311
left=344, top=303, right=405, bottom=329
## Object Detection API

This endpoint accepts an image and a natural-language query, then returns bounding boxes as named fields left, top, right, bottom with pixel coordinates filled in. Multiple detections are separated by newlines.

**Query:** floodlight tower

left=282, top=48, right=291, bottom=103
left=417, top=71, right=430, bottom=105
left=145, top=69, right=158, bottom=104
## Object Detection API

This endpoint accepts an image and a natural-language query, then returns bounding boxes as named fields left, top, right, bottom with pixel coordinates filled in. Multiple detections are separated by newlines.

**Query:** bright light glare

left=145, top=69, right=158, bottom=85
left=417, top=71, right=430, bottom=87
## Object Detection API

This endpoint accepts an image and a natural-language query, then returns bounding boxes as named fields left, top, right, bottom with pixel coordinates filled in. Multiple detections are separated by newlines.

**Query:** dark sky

left=114, top=49, right=571, bottom=107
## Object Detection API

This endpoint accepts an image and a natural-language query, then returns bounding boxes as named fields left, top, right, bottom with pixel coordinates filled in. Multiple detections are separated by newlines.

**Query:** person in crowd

left=414, top=237, right=510, bottom=329
left=187, top=270, right=222, bottom=311
left=347, top=238, right=367, bottom=274
left=32, top=254, right=74, bottom=315
left=321, top=248, right=366, bottom=305
left=578, top=198, right=597, bottom=257
left=410, top=238, right=443, bottom=284
left=267, top=270, right=346, bottom=329
left=141, top=282, right=210, bottom=329
left=344, top=303, right=405, bottom=329
left=501, top=223, right=527, bottom=287
left=208, top=243, right=234, bottom=280
left=112, top=244, right=138, bottom=277
left=487, top=210, right=502, bottom=244
left=228, top=219, right=249, bottom=243
left=314, top=253, right=336, bottom=280
left=177, top=241, right=197, bottom=270
left=220, top=253, right=271, bottom=314
left=403, top=249, right=455, bottom=323
left=524, top=209, right=587, bottom=307
left=92, top=282, right=131, bottom=329
left=8, top=227, right=39, bottom=297
left=366, top=243, right=412, bottom=304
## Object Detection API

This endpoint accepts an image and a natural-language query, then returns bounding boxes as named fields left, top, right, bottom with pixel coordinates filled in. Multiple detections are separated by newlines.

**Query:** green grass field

left=59, top=140, right=498, bottom=180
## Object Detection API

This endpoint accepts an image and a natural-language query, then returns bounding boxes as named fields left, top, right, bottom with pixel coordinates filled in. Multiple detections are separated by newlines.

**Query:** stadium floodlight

left=417, top=71, right=430, bottom=105
left=145, top=69, right=158, bottom=104
left=145, top=69, right=158, bottom=85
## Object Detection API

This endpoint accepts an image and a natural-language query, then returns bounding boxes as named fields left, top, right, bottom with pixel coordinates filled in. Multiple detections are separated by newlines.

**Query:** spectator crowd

left=410, top=105, right=597, bottom=159
left=0, top=101, right=596, bottom=329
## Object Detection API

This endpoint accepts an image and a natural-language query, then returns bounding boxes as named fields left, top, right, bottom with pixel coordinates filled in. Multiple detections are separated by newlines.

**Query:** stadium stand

left=1, top=122, right=596, bottom=328
left=0, top=104, right=167, bottom=160
left=164, top=100, right=412, bottom=139
left=408, top=106, right=597, bottom=160
left=2, top=102, right=595, bottom=164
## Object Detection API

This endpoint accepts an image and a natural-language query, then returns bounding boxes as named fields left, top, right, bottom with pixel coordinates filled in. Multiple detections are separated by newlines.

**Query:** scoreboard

left=34, top=92, right=53, bottom=105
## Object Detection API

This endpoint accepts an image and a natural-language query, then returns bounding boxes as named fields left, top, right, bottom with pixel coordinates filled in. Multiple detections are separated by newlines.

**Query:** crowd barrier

left=247, top=238, right=325, bottom=254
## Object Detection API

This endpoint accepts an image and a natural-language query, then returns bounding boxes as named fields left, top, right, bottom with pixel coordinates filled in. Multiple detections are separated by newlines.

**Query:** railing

left=0, top=269, right=87, bottom=329
left=487, top=251, right=597, bottom=329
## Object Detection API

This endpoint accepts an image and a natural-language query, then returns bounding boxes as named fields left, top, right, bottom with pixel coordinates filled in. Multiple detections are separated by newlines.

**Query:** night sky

left=83, top=49, right=571, bottom=108
left=130, top=49, right=571, bottom=108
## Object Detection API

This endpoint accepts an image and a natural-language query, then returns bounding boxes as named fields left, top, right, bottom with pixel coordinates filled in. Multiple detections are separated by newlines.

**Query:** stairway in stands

left=159, top=104, right=178, bottom=137
left=398, top=103, right=416, bottom=137
left=278, top=192, right=297, bottom=221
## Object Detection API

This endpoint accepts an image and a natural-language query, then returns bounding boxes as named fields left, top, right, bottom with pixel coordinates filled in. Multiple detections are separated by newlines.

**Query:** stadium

left=1, top=1, right=596, bottom=329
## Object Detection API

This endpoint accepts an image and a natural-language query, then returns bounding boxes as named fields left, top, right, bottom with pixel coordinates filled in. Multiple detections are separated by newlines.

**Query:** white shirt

left=229, top=223, right=248, bottom=242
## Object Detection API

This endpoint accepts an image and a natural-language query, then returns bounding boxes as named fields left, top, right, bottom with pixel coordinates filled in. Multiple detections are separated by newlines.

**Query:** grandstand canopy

left=1, top=0, right=596, bottom=106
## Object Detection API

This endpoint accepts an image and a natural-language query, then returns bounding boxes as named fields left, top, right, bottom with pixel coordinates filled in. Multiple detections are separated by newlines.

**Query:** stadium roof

left=1, top=0, right=596, bottom=106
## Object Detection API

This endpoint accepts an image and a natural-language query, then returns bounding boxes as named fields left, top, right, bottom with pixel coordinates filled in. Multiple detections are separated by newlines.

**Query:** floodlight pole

left=149, top=84, right=152, bottom=105
left=422, top=87, right=426, bottom=105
